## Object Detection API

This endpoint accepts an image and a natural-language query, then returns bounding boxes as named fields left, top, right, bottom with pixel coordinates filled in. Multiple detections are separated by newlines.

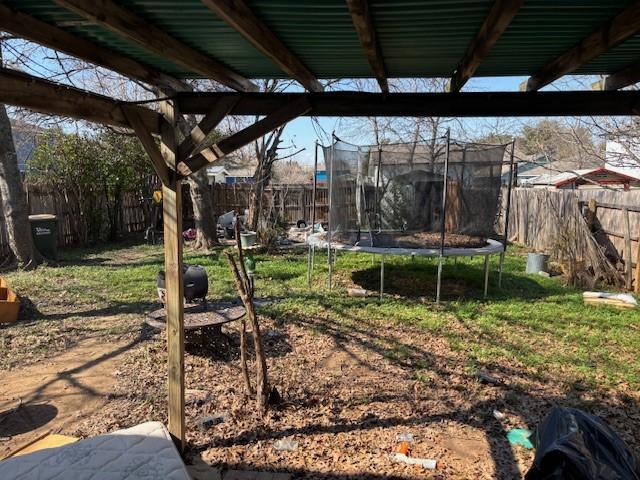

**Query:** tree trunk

left=177, top=116, right=219, bottom=250
left=247, top=127, right=282, bottom=231
left=188, top=169, right=219, bottom=250
left=247, top=166, right=266, bottom=232
left=0, top=102, right=43, bottom=269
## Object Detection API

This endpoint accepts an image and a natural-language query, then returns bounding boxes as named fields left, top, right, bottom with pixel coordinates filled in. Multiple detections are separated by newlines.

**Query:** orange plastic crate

left=0, top=283, right=19, bottom=323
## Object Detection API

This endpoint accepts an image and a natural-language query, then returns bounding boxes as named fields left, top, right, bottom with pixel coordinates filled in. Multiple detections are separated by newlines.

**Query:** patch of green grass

left=2, top=240, right=639, bottom=394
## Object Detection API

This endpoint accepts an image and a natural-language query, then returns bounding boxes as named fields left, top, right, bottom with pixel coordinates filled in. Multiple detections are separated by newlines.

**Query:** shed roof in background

left=6, top=0, right=640, bottom=83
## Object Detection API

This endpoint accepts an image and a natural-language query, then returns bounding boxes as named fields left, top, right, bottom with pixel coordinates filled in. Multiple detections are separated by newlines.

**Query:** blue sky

left=3, top=39, right=601, bottom=166
left=280, top=76, right=530, bottom=165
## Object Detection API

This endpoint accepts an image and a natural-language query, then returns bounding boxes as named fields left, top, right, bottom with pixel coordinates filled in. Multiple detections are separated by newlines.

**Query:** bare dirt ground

left=0, top=334, right=133, bottom=459
left=2, top=306, right=639, bottom=478
left=57, top=310, right=640, bottom=480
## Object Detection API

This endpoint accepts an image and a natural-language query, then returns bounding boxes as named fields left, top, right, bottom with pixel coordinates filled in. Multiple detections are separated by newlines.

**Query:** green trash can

left=29, top=214, right=58, bottom=260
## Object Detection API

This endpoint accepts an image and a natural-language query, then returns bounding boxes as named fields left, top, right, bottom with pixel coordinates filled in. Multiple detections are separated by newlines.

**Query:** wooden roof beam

left=449, top=0, right=523, bottom=92
left=0, top=4, right=187, bottom=94
left=54, top=0, right=258, bottom=92
left=594, top=61, right=640, bottom=90
left=178, top=97, right=311, bottom=176
left=346, top=0, right=388, bottom=93
left=175, top=91, right=640, bottom=117
left=0, top=67, right=162, bottom=133
left=122, top=106, right=171, bottom=185
left=200, top=0, right=322, bottom=92
left=525, top=2, right=640, bottom=91
left=177, top=96, right=240, bottom=160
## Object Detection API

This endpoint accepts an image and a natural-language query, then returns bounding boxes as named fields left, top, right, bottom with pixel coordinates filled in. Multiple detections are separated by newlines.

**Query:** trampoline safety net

left=322, top=138, right=508, bottom=249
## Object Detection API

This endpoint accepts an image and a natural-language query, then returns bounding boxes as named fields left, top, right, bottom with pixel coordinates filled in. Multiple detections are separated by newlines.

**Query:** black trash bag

left=525, top=407, right=640, bottom=480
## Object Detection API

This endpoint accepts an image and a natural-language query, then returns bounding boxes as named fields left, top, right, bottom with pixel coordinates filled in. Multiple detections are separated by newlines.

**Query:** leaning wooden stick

left=224, top=217, right=269, bottom=413
left=225, top=253, right=253, bottom=396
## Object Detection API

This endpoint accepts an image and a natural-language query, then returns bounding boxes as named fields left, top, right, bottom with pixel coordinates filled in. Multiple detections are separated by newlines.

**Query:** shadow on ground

left=350, top=261, right=562, bottom=300
left=0, top=404, right=59, bottom=437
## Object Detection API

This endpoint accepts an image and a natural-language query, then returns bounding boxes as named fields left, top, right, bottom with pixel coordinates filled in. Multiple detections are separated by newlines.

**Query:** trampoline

left=306, top=132, right=515, bottom=301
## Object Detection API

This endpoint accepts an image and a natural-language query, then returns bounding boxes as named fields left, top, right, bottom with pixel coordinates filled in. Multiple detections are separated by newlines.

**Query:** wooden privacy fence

left=0, top=184, right=148, bottom=258
left=502, top=188, right=640, bottom=291
left=210, top=183, right=329, bottom=224
left=0, top=183, right=328, bottom=257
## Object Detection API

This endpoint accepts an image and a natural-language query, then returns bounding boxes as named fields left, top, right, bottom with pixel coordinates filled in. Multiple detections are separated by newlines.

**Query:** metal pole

left=436, top=129, right=451, bottom=304
left=499, top=140, right=516, bottom=288
left=307, top=244, right=312, bottom=287
left=483, top=255, right=490, bottom=299
left=308, top=141, right=320, bottom=288
left=375, top=146, right=382, bottom=232
left=327, top=136, right=335, bottom=290
left=311, top=141, right=319, bottom=233
left=380, top=254, right=385, bottom=300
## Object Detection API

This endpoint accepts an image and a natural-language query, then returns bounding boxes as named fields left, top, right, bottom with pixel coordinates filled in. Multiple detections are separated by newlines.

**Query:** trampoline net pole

left=499, top=139, right=516, bottom=288
left=327, top=137, right=335, bottom=290
left=311, top=141, right=319, bottom=233
left=436, top=129, right=451, bottom=304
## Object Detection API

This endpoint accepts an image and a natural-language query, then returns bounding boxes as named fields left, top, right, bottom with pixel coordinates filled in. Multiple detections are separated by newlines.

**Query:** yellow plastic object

left=8, top=433, right=79, bottom=458
left=0, top=285, right=20, bottom=323
left=153, top=190, right=163, bottom=204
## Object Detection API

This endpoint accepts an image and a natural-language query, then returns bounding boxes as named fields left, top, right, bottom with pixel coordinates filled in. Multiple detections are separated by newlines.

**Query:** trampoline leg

left=380, top=254, right=385, bottom=300
left=436, top=256, right=443, bottom=304
left=327, top=247, right=333, bottom=290
left=483, top=255, right=490, bottom=299
left=307, top=245, right=311, bottom=287
left=498, top=252, right=505, bottom=288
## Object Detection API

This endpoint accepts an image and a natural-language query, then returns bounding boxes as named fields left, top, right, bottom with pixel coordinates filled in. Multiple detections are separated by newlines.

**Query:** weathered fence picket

left=501, top=188, right=640, bottom=289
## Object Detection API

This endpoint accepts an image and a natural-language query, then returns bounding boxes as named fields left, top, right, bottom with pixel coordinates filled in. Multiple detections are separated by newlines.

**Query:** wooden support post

left=160, top=100, right=185, bottom=450
left=623, top=207, right=632, bottom=290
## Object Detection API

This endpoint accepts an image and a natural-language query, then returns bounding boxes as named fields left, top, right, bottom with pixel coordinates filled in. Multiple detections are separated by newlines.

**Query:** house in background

left=535, top=167, right=640, bottom=190
left=206, top=160, right=256, bottom=185
left=520, top=157, right=603, bottom=188
left=206, top=165, right=229, bottom=184
left=501, top=154, right=550, bottom=186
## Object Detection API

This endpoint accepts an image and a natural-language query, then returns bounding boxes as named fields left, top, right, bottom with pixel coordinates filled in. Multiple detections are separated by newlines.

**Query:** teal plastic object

left=507, top=428, right=534, bottom=450
left=244, top=253, right=256, bottom=275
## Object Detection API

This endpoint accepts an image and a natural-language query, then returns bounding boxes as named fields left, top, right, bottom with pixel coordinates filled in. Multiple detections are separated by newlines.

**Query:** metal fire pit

left=146, top=301, right=246, bottom=346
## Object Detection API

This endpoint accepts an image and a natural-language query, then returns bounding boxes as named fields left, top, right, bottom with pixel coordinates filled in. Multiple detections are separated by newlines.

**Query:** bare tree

left=245, top=80, right=300, bottom=231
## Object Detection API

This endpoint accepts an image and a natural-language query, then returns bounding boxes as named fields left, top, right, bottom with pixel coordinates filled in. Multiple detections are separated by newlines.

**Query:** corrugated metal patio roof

left=5, top=0, right=640, bottom=82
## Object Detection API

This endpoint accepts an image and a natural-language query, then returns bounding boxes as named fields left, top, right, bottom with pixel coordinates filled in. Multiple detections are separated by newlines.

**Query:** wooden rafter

left=449, top=0, right=523, bottom=92
left=178, top=97, right=311, bottom=175
left=0, top=4, right=186, bottom=94
left=598, top=61, right=640, bottom=90
left=177, top=96, right=240, bottom=161
left=346, top=0, right=388, bottom=93
left=0, top=67, right=162, bottom=133
left=175, top=91, right=640, bottom=117
left=200, top=0, right=322, bottom=92
left=53, top=0, right=258, bottom=92
left=525, top=2, right=640, bottom=91
left=122, top=106, right=171, bottom=185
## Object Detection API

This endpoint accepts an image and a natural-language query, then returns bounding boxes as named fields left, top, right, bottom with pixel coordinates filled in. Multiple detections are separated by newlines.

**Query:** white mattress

left=0, top=421, right=191, bottom=480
